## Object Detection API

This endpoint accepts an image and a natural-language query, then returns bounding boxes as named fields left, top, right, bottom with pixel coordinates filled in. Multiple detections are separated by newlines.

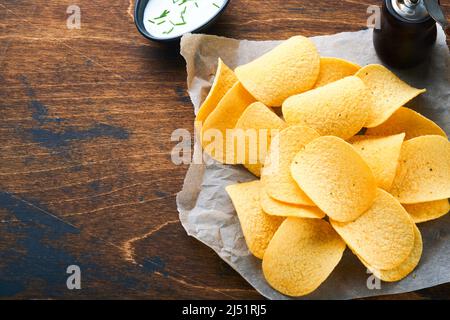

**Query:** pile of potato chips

left=195, top=36, right=450, bottom=297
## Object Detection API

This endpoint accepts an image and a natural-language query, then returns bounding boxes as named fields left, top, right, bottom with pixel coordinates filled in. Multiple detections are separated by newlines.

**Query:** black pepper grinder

left=373, top=0, right=449, bottom=69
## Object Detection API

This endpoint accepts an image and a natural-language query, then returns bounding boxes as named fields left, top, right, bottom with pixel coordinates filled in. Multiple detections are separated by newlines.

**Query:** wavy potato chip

left=403, top=199, right=450, bottom=223
left=356, top=64, right=426, bottom=128
left=349, top=133, right=405, bottom=191
left=331, top=189, right=415, bottom=270
left=260, top=189, right=325, bottom=219
left=291, top=136, right=377, bottom=222
left=235, top=36, right=320, bottom=106
left=359, top=224, right=422, bottom=282
left=313, top=57, right=361, bottom=88
left=196, top=58, right=238, bottom=124
left=226, top=180, right=284, bottom=259
left=233, top=102, right=286, bottom=177
left=201, top=82, right=256, bottom=163
left=262, top=218, right=345, bottom=297
left=390, top=135, right=450, bottom=204
left=365, top=107, right=447, bottom=140
left=261, top=125, right=319, bottom=206
left=282, top=76, right=370, bottom=140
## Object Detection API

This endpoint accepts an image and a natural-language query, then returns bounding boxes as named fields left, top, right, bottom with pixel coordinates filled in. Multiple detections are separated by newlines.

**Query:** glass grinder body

left=373, top=0, right=448, bottom=68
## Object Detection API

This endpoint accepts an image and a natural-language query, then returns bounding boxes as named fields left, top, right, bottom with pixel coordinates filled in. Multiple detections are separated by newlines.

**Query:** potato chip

left=313, top=57, right=361, bottom=88
left=403, top=199, right=450, bottom=223
left=226, top=180, right=284, bottom=259
left=349, top=133, right=405, bottom=191
left=291, top=136, right=377, bottom=222
left=201, top=82, right=256, bottom=162
left=261, top=125, right=319, bottom=206
left=331, top=189, right=415, bottom=270
left=282, top=76, right=370, bottom=140
left=243, top=164, right=262, bottom=178
left=359, top=224, right=422, bottom=282
left=365, top=107, right=447, bottom=140
left=262, top=218, right=345, bottom=297
left=355, top=64, right=426, bottom=128
left=260, top=189, right=325, bottom=219
left=235, top=36, right=320, bottom=106
left=233, top=102, right=286, bottom=177
left=196, top=58, right=238, bottom=124
left=390, top=135, right=450, bottom=204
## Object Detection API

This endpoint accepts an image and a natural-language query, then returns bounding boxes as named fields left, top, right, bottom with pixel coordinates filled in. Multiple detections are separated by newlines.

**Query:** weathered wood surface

left=0, top=0, right=449, bottom=299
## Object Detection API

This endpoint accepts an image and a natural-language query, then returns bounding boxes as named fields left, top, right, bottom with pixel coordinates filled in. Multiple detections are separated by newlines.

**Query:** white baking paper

left=177, top=27, right=450, bottom=300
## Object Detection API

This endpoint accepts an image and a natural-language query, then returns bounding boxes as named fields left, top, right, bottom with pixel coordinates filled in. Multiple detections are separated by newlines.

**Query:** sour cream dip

left=143, top=0, right=227, bottom=40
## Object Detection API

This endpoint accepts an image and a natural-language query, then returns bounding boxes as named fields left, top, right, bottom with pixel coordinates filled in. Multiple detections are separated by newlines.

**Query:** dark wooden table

left=0, top=0, right=449, bottom=299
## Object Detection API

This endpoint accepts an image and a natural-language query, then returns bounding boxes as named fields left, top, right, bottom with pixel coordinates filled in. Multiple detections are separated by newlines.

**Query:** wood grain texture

left=0, top=0, right=449, bottom=299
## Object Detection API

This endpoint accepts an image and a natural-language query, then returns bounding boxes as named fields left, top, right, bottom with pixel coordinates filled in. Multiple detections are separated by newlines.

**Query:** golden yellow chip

left=365, top=107, right=447, bottom=140
left=359, top=224, right=422, bottom=282
left=282, top=76, right=370, bottom=140
left=390, top=135, right=450, bottom=204
left=262, top=217, right=345, bottom=297
left=331, top=189, right=415, bottom=270
left=290, top=136, right=377, bottom=222
left=313, top=57, right=361, bottom=88
left=201, top=82, right=256, bottom=162
left=196, top=58, right=238, bottom=124
left=226, top=180, right=284, bottom=259
left=260, top=189, right=325, bottom=219
left=233, top=102, right=286, bottom=177
left=235, top=36, right=320, bottom=106
left=261, top=125, right=320, bottom=206
left=355, top=64, right=426, bottom=128
left=349, top=133, right=405, bottom=191
left=403, top=199, right=450, bottom=223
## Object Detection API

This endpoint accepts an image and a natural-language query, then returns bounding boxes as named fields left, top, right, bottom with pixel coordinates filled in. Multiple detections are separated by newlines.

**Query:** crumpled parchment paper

left=176, top=27, right=450, bottom=300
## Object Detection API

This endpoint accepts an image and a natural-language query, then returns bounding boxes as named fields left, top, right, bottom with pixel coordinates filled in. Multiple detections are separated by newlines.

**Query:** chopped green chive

left=195, top=2, right=198, bottom=8
left=170, top=19, right=186, bottom=26
left=148, top=19, right=155, bottom=24
left=157, top=20, right=165, bottom=25
left=213, top=3, right=220, bottom=8
left=163, top=26, right=174, bottom=34
left=155, top=9, right=170, bottom=19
